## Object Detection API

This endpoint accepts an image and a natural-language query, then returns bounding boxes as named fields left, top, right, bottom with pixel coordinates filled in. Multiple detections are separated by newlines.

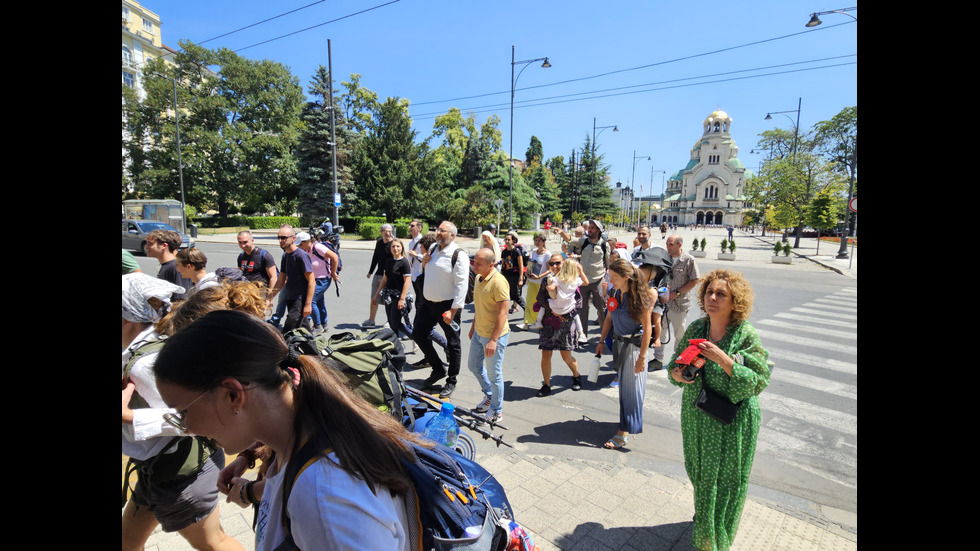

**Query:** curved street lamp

left=805, top=7, right=857, bottom=27
left=509, top=45, right=551, bottom=229
left=764, top=98, right=802, bottom=244
left=589, top=118, right=618, bottom=217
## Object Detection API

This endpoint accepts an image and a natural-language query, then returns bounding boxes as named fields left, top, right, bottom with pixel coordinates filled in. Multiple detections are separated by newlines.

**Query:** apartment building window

left=122, top=6, right=130, bottom=22
left=122, top=46, right=132, bottom=65
left=123, top=70, right=136, bottom=88
left=142, top=18, right=153, bottom=33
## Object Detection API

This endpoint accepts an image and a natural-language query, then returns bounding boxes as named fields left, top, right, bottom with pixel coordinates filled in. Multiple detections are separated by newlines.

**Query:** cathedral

left=660, top=109, right=754, bottom=226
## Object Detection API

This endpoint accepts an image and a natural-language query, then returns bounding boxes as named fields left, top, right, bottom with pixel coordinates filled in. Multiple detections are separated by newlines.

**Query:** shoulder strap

left=280, top=441, right=335, bottom=543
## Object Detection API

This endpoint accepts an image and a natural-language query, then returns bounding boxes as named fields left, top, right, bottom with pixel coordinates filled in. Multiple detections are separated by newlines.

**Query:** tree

left=129, top=41, right=304, bottom=216
left=806, top=188, right=842, bottom=254
left=349, top=97, right=430, bottom=222
left=297, top=65, right=356, bottom=222
left=814, top=106, right=857, bottom=253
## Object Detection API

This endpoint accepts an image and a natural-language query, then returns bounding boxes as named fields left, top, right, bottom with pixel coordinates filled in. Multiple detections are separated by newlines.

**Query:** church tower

left=662, top=109, right=754, bottom=227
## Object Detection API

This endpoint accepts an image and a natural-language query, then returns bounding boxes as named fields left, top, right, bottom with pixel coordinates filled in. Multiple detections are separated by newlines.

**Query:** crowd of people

left=122, top=219, right=771, bottom=551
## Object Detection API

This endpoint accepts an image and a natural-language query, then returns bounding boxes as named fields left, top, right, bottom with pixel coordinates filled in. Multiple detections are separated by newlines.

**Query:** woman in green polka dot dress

left=667, top=269, right=771, bottom=551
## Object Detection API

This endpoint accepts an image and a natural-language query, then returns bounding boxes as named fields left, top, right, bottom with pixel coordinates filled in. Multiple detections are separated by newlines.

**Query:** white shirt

left=122, top=326, right=183, bottom=460
left=422, top=241, right=469, bottom=310
left=407, top=234, right=423, bottom=282
left=254, top=453, right=411, bottom=551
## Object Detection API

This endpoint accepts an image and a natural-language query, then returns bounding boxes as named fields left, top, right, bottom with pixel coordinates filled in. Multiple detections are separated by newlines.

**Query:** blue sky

left=148, top=0, right=857, bottom=197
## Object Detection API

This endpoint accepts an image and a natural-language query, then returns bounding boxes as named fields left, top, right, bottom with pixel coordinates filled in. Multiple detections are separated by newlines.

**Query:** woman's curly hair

left=697, top=269, right=754, bottom=326
left=156, top=280, right=268, bottom=336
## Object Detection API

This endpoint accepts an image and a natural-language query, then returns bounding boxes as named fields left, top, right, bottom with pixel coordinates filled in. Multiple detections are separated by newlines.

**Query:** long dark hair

left=154, top=310, right=429, bottom=497
left=607, top=259, right=652, bottom=323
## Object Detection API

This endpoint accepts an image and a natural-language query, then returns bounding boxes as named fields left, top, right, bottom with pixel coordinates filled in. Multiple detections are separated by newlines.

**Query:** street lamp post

left=590, top=118, right=618, bottom=218
left=765, top=98, right=802, bottom=244
left=509, top=45, right=551, bottom=229
left=150, top=72, right=187, bottom=235
left=651, top=168, right=666, bottom=225
left=630, top=151, right=651, bottom=227
left=805, top=7, right=857, bottom=26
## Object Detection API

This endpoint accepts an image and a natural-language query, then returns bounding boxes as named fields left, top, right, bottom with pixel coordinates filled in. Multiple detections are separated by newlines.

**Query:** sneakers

left=438, top=382, right=456, bottom=398
left=648, top=359, right=663, bottom=371
left=571, top=376, right=582, bottom=391
left=362, top=319, right=376, bottom=327
left=528, top=321, right=543, bottom=330
left=577, top=333, right=588, bottom=345
left=536, top=383, right=551, bottom=397
left=474, top=395, right=491, bottom=414
left=609, top=378, right=619, bottom=388
left=410, top=358, right=431, bottom=369
left=485, top=410, right=503, bottom=424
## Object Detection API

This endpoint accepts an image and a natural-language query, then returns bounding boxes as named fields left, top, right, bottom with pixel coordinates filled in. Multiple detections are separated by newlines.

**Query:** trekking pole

left=404, top=386, right=510, bottom=431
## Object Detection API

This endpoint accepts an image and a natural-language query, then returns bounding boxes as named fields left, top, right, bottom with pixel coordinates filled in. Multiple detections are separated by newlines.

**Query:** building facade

left=122, top=1, right=176, bottom=99
left=660, top=109, right=755, bottom=227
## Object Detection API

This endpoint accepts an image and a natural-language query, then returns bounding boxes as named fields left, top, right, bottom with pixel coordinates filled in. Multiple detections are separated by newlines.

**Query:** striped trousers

left=613, top=337, right=647, bottom=433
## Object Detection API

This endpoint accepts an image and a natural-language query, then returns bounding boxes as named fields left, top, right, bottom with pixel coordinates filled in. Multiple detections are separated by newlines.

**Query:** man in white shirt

left=412, top=221, right=469, bottom=398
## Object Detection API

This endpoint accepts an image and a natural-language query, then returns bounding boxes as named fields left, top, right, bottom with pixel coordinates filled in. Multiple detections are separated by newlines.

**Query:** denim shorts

left=132, top=451, right=225, bottom=532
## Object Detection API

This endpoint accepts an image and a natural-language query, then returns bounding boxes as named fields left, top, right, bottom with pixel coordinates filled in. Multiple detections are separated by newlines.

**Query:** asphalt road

left=130, top=237, right=857, bottom=527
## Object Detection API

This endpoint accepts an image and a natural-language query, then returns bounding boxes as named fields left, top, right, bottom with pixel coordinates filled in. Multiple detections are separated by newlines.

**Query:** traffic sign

left=334, top=193, right=341, bottom=207
left=848, top=196, right=857, bottom=213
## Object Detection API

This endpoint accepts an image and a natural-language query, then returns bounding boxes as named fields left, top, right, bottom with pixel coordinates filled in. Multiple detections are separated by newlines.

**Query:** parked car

left=122, top=219, right=195, bottom=254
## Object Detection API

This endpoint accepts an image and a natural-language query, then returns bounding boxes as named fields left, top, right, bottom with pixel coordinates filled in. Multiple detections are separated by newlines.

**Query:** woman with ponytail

left=595, top=259, right=653, bottom=450
left=153, top=309, right=430, bottom=550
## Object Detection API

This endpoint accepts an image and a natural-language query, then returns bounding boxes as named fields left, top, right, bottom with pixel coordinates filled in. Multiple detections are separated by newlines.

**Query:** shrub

left=773, top=241, right=783, bottom=255
left=720, top=239, right=729, bottom=253
left=783, top=243, right=792, bottom=256
left=728, top=240, right=736, bottom=253
left=699, top=238, right=707, bottom=251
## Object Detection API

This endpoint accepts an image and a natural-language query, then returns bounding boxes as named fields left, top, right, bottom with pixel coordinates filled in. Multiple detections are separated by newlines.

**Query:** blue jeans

left=310, top=277, right=332, bottom=327
left=269, top=294, right=288, bottom=327
left=467, top=332, right=509, bottom=414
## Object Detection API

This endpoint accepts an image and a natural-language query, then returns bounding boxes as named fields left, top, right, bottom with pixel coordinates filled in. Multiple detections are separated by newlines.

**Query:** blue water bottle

left=423, top=403, right=460, bottom=448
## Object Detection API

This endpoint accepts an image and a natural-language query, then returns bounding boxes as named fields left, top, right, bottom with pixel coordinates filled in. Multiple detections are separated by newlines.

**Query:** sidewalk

left=143, top=449, right=857, bottom=551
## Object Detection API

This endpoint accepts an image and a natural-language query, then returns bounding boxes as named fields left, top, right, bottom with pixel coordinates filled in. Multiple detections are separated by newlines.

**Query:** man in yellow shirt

left=467, top=248, right=511, bottom=423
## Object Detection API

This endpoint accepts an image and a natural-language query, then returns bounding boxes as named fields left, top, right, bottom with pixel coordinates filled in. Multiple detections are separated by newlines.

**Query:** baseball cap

left=295, top=231, right=311, bottom=244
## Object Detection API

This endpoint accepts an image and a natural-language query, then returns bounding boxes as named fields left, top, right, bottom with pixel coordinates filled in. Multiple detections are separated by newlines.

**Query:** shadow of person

left=551, top=520, right=694, bottom=551
left=515, top=415, right=620, bottom=449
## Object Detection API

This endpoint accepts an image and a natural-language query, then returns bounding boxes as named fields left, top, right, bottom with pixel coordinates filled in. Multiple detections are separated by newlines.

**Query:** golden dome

left=704, top=110, right=731, bottom=124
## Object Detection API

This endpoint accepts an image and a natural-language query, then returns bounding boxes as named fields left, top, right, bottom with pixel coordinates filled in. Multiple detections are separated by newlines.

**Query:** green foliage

left=720, top=239, right=729, bottom=253
left=783, top=242, right=792, bottom=256
left=249, top=216, right=302, bottom=230
left=728, top=240, right=736, bottom=252
left=700, top=238, right=707, bottom=251
left=773, top=241, right=783, bottom=255
left=359, top=221, right=384, bottom=240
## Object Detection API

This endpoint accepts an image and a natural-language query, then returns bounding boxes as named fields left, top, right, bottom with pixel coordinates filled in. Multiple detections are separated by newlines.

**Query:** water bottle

left=588, top=354, right=601, bottom=383
left=443, top=311, right=461, bottom=332
left=423, top=403, right=459, bottom=448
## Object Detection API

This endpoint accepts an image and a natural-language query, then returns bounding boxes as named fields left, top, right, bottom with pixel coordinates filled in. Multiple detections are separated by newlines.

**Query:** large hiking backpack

left=282, top=438, right=515, bottom=551
left=283, top=327, right=407, bottom=415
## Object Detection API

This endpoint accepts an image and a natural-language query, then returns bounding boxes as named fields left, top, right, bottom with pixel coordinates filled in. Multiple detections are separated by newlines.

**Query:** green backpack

left=283, top=327, right=408, bottom=416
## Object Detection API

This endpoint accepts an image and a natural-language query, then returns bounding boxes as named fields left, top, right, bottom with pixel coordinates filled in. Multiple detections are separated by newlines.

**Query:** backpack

left=577, top=237, right=609, bottom=269
left=283, top=327, right=406, bottom=416
left=280, top=438, right=515, bottom=551
left=513, top=244, right=531, bottom=275
left=424, top=244, right=475, bottom=304
left=311, top=241, right=343, bottom=274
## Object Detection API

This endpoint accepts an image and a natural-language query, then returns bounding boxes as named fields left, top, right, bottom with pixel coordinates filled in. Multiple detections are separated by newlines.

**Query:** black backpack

left=423, top=244, right=474, bottom=304
left=280, top=438, right=514, bottom=551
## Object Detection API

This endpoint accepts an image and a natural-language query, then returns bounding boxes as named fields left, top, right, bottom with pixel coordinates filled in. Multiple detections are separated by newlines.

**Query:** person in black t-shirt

left=236, top=231, right=278, bottom=288
left=372, top=240, right=413, bottom=340
left=144, top=229, right=192, bottom=301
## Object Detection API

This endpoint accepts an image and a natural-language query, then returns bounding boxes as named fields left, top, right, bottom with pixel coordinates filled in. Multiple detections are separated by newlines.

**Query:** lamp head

left=541, top=58, right=552, bottom=68
left=806, top=13, right=822, bottom=27
left=764, top=113, right=773, bottom=120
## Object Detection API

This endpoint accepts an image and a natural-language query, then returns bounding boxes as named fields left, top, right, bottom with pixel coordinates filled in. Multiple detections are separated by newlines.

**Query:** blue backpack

left=280, top=439, right=513, bottom=550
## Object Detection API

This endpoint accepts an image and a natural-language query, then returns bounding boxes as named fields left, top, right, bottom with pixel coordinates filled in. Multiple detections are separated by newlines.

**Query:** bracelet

left=239, top=482, right=248, bottom=504
left=245, top=481, right=260, bottom=505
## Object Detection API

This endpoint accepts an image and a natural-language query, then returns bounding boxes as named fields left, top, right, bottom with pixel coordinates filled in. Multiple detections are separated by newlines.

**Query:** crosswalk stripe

left=767, top=368, right=856, bottom=400
left=755, top=328, right=857, bottom=355
left=789, top=307, right=856, bottom=320
left=808, top=299, right=858, bottom=312
left=642, top=377, right=856, bottom=436
left=765, top=346, right=856, bottom=375
left=773, top=312, right=857, bottom=329
left=755, top=319, right=856, bottom=340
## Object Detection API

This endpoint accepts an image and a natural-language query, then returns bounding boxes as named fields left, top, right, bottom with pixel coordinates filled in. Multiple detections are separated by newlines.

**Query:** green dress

left=667, top=318, right=771, bottom=551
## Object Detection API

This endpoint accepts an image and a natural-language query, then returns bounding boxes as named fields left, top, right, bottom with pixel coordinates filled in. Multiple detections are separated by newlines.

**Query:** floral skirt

left=538, top=309, right=577, bottom=350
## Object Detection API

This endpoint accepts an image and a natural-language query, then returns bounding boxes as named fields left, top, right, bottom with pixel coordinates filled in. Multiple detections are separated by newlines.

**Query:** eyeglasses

left=548, top=261, right=563, bottom=267
left=277, top=235, right=294, bottom=240
left=162, top=389, right=210, bottom=433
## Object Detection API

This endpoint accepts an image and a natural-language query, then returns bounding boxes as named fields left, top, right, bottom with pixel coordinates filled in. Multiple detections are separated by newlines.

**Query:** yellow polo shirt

left=473, top=269, right=511, bottom=339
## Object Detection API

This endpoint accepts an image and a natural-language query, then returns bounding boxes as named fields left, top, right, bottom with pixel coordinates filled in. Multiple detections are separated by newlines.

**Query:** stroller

left=630, top=247, right=675, bottom=345
left=285, top=326, right=510, bottom=460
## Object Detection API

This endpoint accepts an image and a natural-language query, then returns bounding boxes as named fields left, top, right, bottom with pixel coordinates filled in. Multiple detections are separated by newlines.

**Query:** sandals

left=603, top=434, right=628, bottom=449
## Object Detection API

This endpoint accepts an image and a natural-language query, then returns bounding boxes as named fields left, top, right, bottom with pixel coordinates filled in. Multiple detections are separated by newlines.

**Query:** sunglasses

left=548, top=261, right=563, bottom=267
left=162, top=389, right=211, bottom=433
left=277, top=235, right=294, bottom=240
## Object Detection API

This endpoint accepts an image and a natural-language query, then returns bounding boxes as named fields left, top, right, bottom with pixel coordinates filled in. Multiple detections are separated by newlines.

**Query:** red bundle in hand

left=675, top=339, right=706, bottom=382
